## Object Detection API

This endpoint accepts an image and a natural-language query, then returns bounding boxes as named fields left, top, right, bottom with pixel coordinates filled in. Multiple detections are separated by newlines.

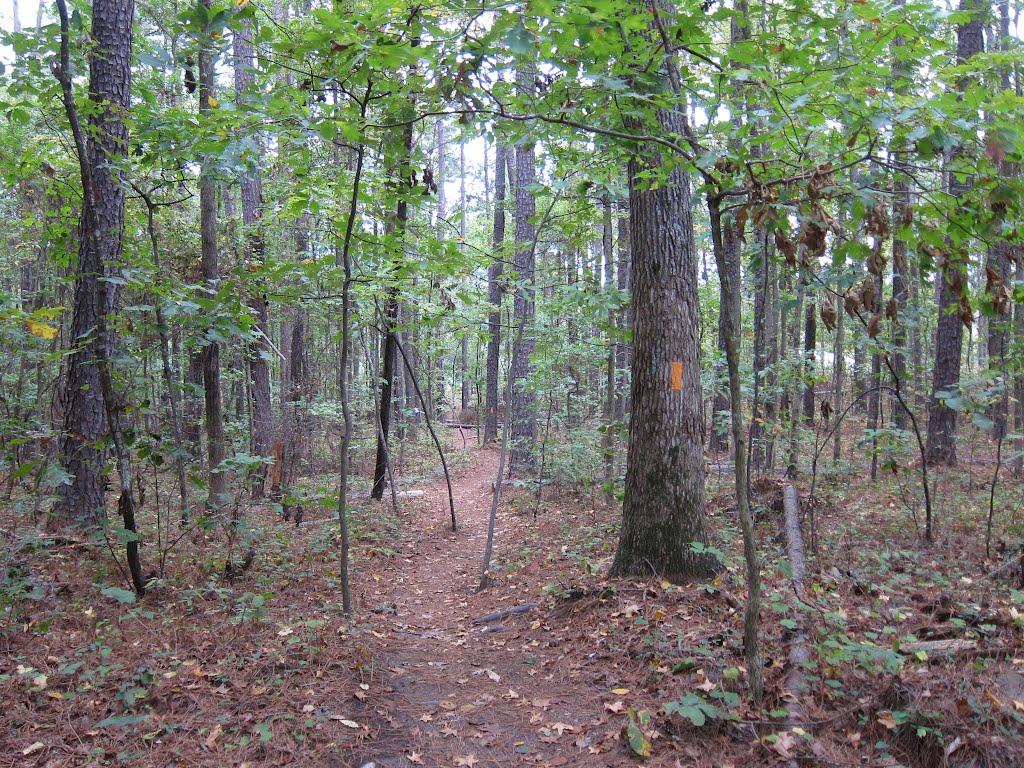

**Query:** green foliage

left=664, top=691, right=739, bottom=727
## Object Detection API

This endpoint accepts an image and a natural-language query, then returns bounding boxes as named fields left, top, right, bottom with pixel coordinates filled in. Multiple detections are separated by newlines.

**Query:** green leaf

left=506, top=19, right=532, bottom=55
left=626, top=710, right=652, bottom=756
left=112, top=527, right=140, bottom=544
left=99, top=585, right=137, bottom=604
left=95, top=714, right=149, bottom=728
left=972, top=413, right=993, bottom=431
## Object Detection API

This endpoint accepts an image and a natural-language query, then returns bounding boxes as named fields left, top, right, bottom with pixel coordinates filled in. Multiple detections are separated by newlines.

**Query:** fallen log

left=472, top=602, right=540, bottom=625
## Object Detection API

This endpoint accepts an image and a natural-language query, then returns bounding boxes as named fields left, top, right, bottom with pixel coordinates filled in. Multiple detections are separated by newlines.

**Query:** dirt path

left=349, top=438, right=630, bottom=768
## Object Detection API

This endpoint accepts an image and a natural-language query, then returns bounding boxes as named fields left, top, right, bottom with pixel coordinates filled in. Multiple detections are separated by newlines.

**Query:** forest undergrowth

left=2, top=429, right=1023, bottom=768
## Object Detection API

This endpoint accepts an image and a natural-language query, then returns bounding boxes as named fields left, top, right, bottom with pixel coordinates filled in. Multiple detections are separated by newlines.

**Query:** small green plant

left=231, top=591, right=273, bottom=624
left=664, top=691, right=739, bottom=726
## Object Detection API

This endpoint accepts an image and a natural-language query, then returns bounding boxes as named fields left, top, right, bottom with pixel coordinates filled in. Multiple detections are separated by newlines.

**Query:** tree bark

left=509, top=65, right=537, bottom=475
left=891, top=166, right=911, bottom=432
left=709, top=236, right=736, bottom=453
left=234, top=18, right=272, bottom=496
left=199, top=0, right=229, bottom=510
left=832, top=274, right=845, bottom=463
left=750, top=227, right=771, bottom=472
left=924, top=0, right=984, bottom=466
left=52, top=0, right=144, bottom=593
left=602, top=193, right=617, bottom=494
left=610, top=99, right=718, bottom=582
left=52, top=0, right=135, bottom=527
left=802, top=294, right=817, bottom=425
left=614, top=207, right=631, bottom=423
left=867, top=271, right=883, bottom=480
left=371, top=122, right=413, bottom=499
left=459, top=136, right=470, bottom=412
left=786, top=267, right=806, bottom=478
left=484, top=144, right=507, bottom=442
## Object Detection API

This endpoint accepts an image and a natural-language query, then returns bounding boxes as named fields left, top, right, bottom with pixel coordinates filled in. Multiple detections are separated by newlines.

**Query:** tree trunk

left=802, top=294, right=817, bottom=425
left=709, top=264, right=734, bottom=453
left=610, top=101, right=718, bottom=582
left=832, top=266, right=846, bottom=463
left=602, top=193, right=617, bottom=494
left=52, top=0, right=144, bottom=592
left=786, top=268, right=806, bottom=477
left=235, top=19, right=272, bottom=496
left=459, top=136, right=470, bottom=412
left=51, top=0, right=135, bottom=527
left=509, top=65, right=537, bottom=475
left=924, top=0, right=983, bottom=466
left=199, top=0, right=229, bottom=510
left=986, top=2, right=1014, bottom=449
left=750, top=224, right=771, bottom=472
left=1015, top=255, right=1024, bottom=476
left=891, top=166, right=911, bottom=432
left=867, top=271, right=884, bottom=480
left=371, top=122, right=413, bottom=499
left=484, top=144, right=507, bottom=442
left=614, top=207, right=631, bottom=423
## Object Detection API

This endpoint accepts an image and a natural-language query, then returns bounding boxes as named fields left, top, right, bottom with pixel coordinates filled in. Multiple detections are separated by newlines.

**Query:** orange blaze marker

left=671, top=361, right=683, bottom=391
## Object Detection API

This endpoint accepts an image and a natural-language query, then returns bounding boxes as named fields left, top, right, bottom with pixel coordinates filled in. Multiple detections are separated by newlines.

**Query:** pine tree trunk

left=614, top=208, right=631, bottom=423
left=891, top=167, right=911, bottom=431
left=602, top=194, right=617, bottom=493
left=750, top=225, right=770, bottom=471
left=235, top=20, right=272, bottom=496
left=987, top=2, right=1014, bottom=448
left=199, top=0, right=229, bottom=510
left=610, top=103, right=717, bottom=582
left=786, top=268, right=806, bottom=477
left=484, top=144, right=507, bottom=442
left=832, top=282, right=845, bottom=463
left=802, top=295, right=817, bottom=424
left=924, top=0, right=983, bottom=466
left=509, top=66, right=537, bottom=475
left=459, top=137, right=470, bottom=413
left=371, top=122, right=413, bottom=499
left=1015, top=256, right=1024, bottom=476
left=709, top=298, right=732, bottom=454
left=51, top=0, right=134, bottom=527
left=867, top=272, right=884, bottom=480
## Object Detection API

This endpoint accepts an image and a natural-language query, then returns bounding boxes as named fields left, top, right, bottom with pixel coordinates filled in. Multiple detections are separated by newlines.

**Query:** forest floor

left=2, top=429, right=1024, bottom=767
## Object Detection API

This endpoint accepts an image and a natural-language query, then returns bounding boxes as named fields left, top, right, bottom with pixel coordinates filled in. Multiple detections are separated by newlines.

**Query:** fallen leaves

left=205, top=724, right=223, bottom=749
left=769, top=729, right=799, bottom=759
left=454, top=755, right=478, bottom=767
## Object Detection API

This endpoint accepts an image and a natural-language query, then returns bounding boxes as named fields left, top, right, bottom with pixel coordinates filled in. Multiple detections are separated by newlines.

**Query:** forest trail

left=350, top=436, right=630, bottom=768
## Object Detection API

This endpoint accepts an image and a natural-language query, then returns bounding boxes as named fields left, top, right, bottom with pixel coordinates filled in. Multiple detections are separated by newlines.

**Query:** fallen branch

left=473, top=603, right=540, bottom=625
left=984, top=549, right=1024, bottom=582
left=898, top=638, right=978, bottom=657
